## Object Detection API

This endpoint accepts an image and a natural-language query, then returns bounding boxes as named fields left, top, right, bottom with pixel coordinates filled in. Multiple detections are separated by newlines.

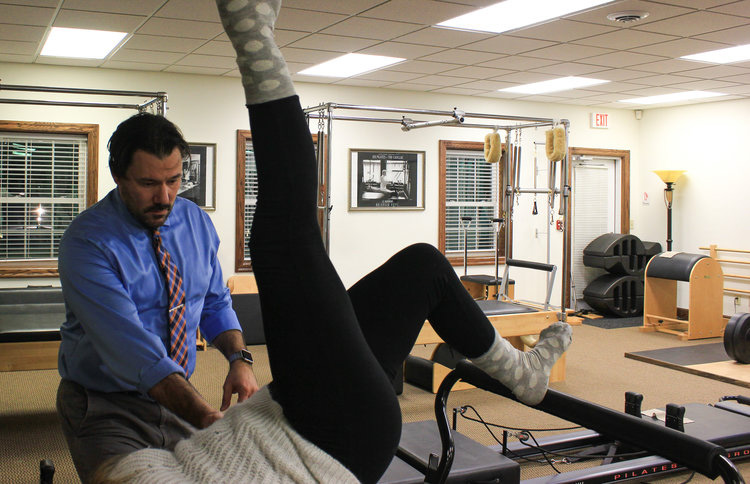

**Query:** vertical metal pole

left=324, top=105, right=334, bottom=253
left=559, top=121, right=570, bottom=320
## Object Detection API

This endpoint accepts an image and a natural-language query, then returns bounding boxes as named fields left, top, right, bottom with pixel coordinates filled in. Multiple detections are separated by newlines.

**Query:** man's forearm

left=148, top=373, right=221, bottom=429
left=211, top=329, right=246, bottom=359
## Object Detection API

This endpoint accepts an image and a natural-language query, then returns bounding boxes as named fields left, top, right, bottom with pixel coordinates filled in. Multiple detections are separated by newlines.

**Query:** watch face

left=240, top=349, right=253, bottom=363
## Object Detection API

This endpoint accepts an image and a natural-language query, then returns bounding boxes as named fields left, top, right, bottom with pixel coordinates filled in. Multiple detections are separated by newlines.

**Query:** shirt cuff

left=139, top=357, right=185, bottom=394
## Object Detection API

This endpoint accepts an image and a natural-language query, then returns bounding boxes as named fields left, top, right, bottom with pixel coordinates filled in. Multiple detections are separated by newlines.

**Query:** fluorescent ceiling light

left=499, top=76, right=609, bottom=94
left=298, top=53, right=405, bottom=77
left=681, top=44, right=750, bottom=64
left=437, top=0, right=614, bottom=34
left=618, top=91, right=725, bottom=105
left=41, top=27, right=126, bottom=59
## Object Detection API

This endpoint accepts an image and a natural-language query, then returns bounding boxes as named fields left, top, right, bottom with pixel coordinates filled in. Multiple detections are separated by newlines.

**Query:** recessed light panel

left=437, top=0, right=615, bottom=34
left=41, top=27, right=127, bottom=59
left=499, top=76, right=609, bottom=94
left=681, top=44, right=750, bottom=64
left=298, top=53, right=405, bottom=78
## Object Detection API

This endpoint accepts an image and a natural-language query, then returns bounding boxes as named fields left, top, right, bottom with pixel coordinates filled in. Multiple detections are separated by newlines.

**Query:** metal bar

left=327, top=102, right=555, bottom=123
left=306, top=112, right=551, bottom=130
left=0, top=83, right=164, bottom=98
left=0, top=98, right=141, bottom=110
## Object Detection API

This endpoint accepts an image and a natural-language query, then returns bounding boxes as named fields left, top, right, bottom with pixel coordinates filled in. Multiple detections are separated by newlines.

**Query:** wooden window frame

left=438, top=140, right=505, bottom=268
left=0, top=121, right=99, bottom=278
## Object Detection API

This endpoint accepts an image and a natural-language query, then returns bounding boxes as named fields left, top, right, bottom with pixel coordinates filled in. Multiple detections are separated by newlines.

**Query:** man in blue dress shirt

left=56, top=113, right=258, bottom=483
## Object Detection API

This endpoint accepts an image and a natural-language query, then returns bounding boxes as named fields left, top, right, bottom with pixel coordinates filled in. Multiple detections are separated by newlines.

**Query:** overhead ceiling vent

left=606, top=10, right=649, bottom=23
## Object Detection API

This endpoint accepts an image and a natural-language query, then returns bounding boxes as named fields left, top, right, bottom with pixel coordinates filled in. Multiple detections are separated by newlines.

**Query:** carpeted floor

left=2, top=324, right=750, bottom=483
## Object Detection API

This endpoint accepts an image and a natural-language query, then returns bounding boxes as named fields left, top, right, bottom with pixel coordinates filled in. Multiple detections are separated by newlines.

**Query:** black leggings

left=248, top=96, right=496, bottom=483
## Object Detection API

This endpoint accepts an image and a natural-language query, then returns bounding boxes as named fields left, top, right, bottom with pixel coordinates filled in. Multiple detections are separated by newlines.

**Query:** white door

left=572, top=156, right=621, bottom=302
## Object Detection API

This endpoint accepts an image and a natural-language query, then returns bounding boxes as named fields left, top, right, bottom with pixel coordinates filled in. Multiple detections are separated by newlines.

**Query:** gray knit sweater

left=108, top=386, right=358, bottom=483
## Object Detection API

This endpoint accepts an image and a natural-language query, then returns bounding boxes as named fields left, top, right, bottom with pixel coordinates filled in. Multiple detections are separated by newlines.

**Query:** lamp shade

left=653, top=170, right=685, bottom=184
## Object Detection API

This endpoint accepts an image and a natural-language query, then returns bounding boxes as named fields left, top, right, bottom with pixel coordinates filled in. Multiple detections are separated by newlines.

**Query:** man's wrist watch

left=229, top=349, right=253, bottom=366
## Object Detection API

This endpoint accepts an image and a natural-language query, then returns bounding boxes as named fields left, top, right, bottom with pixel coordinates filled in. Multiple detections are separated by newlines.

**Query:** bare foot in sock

left=471, top=321, right=572, bottom=405
left=215, top=0, right=295, bottom=105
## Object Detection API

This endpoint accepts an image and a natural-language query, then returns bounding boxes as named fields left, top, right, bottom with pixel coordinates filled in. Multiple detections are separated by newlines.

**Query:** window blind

left=243, top=140, right=257, bottom=262
left=0, top=133, right=87, bottom=261
left=445, top=149, right=499, bottom=254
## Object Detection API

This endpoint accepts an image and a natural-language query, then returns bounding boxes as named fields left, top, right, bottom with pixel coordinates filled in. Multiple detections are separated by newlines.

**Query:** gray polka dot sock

left=471, top=321, right=572, bottom=405
left=215, top=0, right=296, bottom=105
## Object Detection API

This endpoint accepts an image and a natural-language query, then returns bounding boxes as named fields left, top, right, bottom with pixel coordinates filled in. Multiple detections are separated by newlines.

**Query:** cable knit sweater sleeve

left=107, top=386, right=358, bottom=483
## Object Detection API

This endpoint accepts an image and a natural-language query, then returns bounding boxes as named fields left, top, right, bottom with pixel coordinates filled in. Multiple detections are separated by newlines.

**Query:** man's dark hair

left=108, top=112, right=190, bottom=178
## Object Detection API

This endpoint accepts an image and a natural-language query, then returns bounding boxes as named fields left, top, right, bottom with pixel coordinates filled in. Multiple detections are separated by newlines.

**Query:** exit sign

left=591, top=112, right=609, bottom=129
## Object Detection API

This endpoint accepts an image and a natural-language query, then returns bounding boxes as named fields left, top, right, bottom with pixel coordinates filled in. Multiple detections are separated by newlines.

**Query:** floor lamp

left=653, top=170, right=685, bottom=251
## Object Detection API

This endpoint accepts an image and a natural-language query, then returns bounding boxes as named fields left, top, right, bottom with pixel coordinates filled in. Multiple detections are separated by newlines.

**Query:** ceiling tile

left=164, top=65, right=231, bottom=75
left=101, top=60, right=168, bottom=71
left=710, top=1, right=750, bottom=18
left=192, top=40, right=235, bottom=57
left=584, top=81, right=654, bottom=93
left=695, top=24, right=750, bottom=45
left=288, top=33, right=380, bottom=53
left=620, top=86, right=686, bottom=96
left=431, top=86, right=489, bottom=95
left=418, top=48, right=500, bottom=65
left=280, top=46, right=341, bottom=64
left=123, top=34, right=205, bottom=53
left=361, top=0, right=472, bottom=24
left=0, top=4, right=55, bottom=26
left=711, top=83, right=750, bottom=94
left=441, top=65, right=515, bottom=79
left=321, top=17, right=423, bottom=40
left=333, top=78, right=393, bottom=88
left=678, top=64, right=750, bottom=78
left=386, top=82, right=442, bottom=91
left=137, top=17, right=224, bottom=39
left=154, top=0, right=221, bottom=22
left=589, top=68, right=663, bottom=81
left=274, top=29, right=309, bottom=47
left=408, top=74, right=475, bottom=86
left=515, top=94, right=569, bottom=103
left=630, top=37, right=732, bottom=57
left=492, top=71, right=557, bottom=84
left=36, top=56, right=102, bottom=67
left=523, top=43, right=614, bottom=62
left=276, top=7, right=348, bottom=32
left=666, top=78, right=742, bottom=90
left=629, top=58, right=708, bottom=74
left=627, top=73, right=700, bottom=86
left=635, top=11, right=748, bottom=37
left=510, top=19, right=616, bottom=43
left=457, top=79, right=518, bottom=90
left=282, top=0, right=384, bottom=15
left=393, top=26, right=491, bottom=48
left=54, top=9, right=145, bottom=31
left=359, top=41, right=445, bottom=59
left=0, top=24, right=46, bottom=43
left=357, top=70, right=424, bottom=82
left=563, top=0, right=694, bottom=26
left=0, top=39, right=37, bottom=55
left=477, top=55, right=554, bottom=70
left=385, top=59, right=462, bottom=74
left=61, top=0, right=164, bottom=16
left=0, top=53, right=35, bottom=63
left=655, top=0, right=739, bottom=9
left=291, top=73, right=337, bottom=83
left=109, top=48, right=185, bottom=64
left=717, top=72, right=750, bottom=83
left=573, top=28, right=679, bottom=50
left=176, top=53, right=237, bottom=69
left=463, top=35, right=555, bottom=55
left=530, top=62, right=608, bottom=76
left=579, top=51, right=668, bottom=68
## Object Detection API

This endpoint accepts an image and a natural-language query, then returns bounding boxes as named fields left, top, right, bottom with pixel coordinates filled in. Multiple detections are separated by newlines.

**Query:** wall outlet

left=735, top=296, right=741, bottom=305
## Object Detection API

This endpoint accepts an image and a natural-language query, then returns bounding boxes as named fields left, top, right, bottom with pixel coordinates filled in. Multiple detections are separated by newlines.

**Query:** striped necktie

left=152, top=230, right=189, bottom=372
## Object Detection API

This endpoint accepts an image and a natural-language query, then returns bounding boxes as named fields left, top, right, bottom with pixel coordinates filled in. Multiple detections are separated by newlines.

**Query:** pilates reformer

left=378, top=362, right=750, bottom=484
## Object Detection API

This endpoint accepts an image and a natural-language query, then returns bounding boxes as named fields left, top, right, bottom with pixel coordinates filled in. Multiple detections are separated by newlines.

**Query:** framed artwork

left=178, top=142, right=216, bottom=210
left=349, top=149, right=425, bottom=210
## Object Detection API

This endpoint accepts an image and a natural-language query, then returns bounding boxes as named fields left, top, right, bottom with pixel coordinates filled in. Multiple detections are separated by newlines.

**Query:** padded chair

left=227, top=275, right=265, bottom=345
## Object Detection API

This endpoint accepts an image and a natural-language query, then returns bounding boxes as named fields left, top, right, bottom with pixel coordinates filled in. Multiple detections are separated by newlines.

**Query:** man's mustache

left=146, top=204, right=171, bottom=213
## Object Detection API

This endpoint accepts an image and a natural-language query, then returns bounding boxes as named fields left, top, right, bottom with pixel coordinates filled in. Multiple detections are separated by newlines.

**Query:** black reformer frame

left=429, top=361, right=745, bottom=484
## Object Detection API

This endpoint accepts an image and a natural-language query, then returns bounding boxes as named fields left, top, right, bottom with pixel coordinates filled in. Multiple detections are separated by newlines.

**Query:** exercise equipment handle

left=431, top=362, right=743, bottom=484
left=505, top=258, right=555, bottom=273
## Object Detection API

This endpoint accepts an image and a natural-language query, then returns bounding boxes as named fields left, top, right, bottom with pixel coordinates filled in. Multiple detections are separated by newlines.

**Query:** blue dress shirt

left=58, top=188, right=241, bottom=394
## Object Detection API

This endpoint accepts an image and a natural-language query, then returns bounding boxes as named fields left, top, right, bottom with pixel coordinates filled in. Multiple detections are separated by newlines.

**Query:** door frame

left=564, top=147, right=630, bottom=307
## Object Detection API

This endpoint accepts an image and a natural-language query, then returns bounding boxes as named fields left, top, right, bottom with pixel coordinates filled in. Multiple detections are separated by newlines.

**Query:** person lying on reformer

left=95, top=1, right=572, bottom=482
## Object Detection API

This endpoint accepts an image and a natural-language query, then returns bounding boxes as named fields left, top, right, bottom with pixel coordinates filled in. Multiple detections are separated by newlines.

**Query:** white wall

left=0, top=61, right=651, bottom=309
left=636, top=99, right=750, bottom=315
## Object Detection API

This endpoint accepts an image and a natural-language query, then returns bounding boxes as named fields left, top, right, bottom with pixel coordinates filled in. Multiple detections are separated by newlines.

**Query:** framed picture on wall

left=178, top=142, right=216, bottom=210
left=349, top=149, right=425, bottom=211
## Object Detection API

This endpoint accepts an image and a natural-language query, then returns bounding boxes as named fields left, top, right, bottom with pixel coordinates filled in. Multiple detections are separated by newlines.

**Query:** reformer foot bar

left=429, top=361, right=745, bottom=484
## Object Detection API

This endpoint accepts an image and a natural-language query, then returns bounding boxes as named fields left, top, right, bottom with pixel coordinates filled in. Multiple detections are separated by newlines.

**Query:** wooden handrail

left=700, top=246, right=750, bottom=254
left=701, top=244, right=749, bottom=296
left=725, top=274, right=750, bottom=280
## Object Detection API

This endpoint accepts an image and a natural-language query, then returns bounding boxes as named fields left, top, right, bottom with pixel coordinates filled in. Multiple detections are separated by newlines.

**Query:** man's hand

left=220, top=359, right=259, bottom=411
left=149, top=373, right=222, bottom=429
